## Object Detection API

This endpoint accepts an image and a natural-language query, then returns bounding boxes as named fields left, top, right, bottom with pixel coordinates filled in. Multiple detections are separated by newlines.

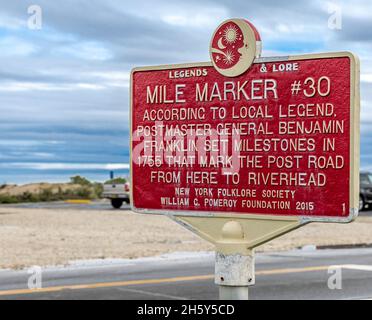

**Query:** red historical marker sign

left=130, top=20, right=359, bottom=222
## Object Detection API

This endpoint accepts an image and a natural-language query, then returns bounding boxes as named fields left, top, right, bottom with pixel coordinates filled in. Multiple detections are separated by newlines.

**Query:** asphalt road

left=1, top=201, right=371, bottom=300
left=1, top=248, right=372, bottom=300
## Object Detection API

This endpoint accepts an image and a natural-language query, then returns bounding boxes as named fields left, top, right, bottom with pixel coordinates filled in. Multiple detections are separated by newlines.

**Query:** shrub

left=104, top=177, right=127, bottom=184
left=70, top=176, right=92, bottom=186
left=92, top=183, right=103, bottom=198
left=76, top=186, right=92, bottom=199
left=19, top=192, right=39, bottom=202
left=0, top=194, right=18, bottom=204
left=39, top=188, right=54, bottom=202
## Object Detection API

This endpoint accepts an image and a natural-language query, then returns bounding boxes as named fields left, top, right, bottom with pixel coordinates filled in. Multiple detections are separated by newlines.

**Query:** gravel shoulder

left=0, top=207, right=371, bottom=269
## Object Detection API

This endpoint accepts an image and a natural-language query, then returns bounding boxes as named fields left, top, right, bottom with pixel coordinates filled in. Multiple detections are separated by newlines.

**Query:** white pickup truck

left=102, top=182, right=130, bottom=209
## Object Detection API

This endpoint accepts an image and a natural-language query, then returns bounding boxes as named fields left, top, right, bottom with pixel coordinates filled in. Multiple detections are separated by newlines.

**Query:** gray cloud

left=0, top=0, right=371, bottom=181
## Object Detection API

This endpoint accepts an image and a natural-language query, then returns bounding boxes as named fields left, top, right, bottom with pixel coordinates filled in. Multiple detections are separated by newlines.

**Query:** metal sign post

left=130, top=18, right=360, bottom=300
left=172, top=215, right=301, bottom=299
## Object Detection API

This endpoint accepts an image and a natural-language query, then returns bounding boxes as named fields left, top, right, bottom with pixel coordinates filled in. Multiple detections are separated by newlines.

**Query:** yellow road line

left=256, top=265, right=330, bottom=275
left=0, top=275, right=213, bottom=297
left=0, top=265, right=331, bottom=297
left=65, top=200, right=92, bottom=204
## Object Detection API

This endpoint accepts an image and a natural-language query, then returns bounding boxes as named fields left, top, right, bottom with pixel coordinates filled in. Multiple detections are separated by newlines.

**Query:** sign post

left=171, top=214, right=301, bottom=299
left=130, top=18, right=360, bottom=299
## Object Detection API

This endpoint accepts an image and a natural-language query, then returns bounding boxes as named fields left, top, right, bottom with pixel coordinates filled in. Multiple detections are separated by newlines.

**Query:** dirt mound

left=0, top=183, right=81, bottom=196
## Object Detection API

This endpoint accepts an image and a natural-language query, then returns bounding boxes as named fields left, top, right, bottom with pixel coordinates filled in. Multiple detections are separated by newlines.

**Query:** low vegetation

left=104, top=177, right=127, bottom=184
left=0, top=176, right=105, bottom=204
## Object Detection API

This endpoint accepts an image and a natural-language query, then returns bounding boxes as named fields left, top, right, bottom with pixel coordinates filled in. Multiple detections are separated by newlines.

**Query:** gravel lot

left=0, top=207, right=371, bottom=269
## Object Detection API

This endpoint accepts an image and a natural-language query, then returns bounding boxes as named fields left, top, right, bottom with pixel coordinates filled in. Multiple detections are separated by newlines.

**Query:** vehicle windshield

left=368, top=175, right=372, bottom=184
left=361, top=174, right=372, bottom=184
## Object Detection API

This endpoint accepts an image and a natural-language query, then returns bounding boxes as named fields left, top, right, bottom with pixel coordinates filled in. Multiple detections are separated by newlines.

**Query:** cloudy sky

left=0, top=0, right=371, bottom=183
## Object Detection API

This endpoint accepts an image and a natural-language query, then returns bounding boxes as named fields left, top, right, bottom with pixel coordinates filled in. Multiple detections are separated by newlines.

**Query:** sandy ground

left=0, top=207, right=372, bottom=269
